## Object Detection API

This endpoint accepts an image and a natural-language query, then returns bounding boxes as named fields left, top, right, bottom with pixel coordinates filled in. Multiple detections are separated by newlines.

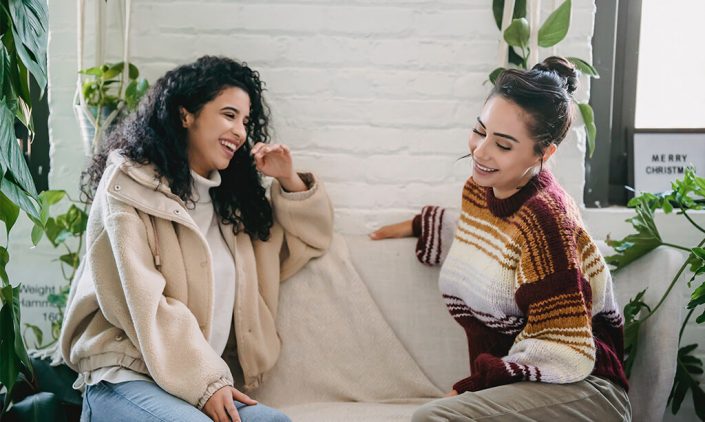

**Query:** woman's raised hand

left=369, top=219, right=414, bottom=240
left=251, top=142, right=307, bottom=192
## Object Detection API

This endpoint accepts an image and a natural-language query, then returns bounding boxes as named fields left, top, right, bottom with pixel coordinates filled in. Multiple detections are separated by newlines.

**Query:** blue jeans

left=81, top=380, right=290, bottom=422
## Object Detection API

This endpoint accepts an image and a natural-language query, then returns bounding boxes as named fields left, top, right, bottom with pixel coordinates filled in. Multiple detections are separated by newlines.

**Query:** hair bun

left=532, top=56, right=578, bottom=95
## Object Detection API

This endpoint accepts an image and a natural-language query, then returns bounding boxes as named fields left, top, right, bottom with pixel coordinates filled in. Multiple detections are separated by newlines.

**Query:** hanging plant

left=490, top=0, right=600, bottom=157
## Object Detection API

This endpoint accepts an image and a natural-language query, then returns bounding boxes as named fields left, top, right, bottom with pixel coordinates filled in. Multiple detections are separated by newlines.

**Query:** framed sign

left=633, top=129, right=705, bottom=193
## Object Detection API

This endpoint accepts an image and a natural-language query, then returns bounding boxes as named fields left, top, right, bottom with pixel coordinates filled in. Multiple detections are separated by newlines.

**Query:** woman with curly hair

left=60, top=55, right=334, bottom=421
left=371, top=57, right=631, bottom=421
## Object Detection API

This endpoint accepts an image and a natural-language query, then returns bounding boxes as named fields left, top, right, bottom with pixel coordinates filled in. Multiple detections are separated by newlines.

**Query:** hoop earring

left=516, top=159, right=544, bottom=190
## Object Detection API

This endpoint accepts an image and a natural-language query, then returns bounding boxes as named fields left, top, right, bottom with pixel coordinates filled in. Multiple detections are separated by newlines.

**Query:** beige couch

left=251, top=235, right=684, bottom=422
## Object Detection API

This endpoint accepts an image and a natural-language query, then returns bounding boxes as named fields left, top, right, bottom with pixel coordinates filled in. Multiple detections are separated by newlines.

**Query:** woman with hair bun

left=60, top=55, right=333, bottom=421
left=371, top=57, right=631, bottom=421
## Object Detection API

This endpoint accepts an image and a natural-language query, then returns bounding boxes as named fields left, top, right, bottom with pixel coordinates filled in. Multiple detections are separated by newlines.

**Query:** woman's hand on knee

left=203, top=386, right=257, bottom=422
left=369, top=219, right=414, bottom=240
left=445, top=389, right=458, bottom=397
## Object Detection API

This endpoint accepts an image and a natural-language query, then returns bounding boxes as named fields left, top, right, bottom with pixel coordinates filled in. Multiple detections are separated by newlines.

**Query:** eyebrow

left=222, top=106, right=240, bottom=114
left=477, top=117, right=519, bottom=143
left=222, top=106, right=250, bottom=119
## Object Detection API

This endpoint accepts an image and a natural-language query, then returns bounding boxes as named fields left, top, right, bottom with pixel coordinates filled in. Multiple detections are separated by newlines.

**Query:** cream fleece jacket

left=59, top=152, right=334, bottom=408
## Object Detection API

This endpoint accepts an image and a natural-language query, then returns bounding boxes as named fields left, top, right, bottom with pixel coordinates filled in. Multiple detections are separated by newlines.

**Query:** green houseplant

left=0, top=0, right=61, bottom=418
left=490, top=0, right=599, bottom=157
left=606, top=167, right=705, bottom=420
left=23, top=191, right=87, bottom=351
left=75, top=61, right=149, bottom=156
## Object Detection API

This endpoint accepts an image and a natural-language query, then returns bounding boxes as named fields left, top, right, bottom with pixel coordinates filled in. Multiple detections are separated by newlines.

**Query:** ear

left=179, top=107, right=193, bottom=128
left=541, top=143, right=558, bottom=162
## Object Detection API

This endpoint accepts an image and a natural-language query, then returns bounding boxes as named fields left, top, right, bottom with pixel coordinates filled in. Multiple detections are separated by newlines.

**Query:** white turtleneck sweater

left=187, top=169, right=237, bottom=356
left=77, top=170, right=236, bottom=389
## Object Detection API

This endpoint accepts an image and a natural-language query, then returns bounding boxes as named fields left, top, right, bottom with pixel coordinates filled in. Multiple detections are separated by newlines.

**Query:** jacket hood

left=106, top=150, right=185, bottom=204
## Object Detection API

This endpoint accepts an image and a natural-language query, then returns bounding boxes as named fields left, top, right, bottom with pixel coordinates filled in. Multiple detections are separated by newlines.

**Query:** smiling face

left=182, top=86, right=251, bottom=178
left=468, top=95, right=556, bottom=199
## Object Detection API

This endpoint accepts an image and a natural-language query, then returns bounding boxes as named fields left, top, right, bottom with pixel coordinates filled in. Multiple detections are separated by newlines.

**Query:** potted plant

left=607, top=167, right=705, bottom=420
left=0, top=0, right=69, bottom=419
left=75, top=61, right=149, bottom=156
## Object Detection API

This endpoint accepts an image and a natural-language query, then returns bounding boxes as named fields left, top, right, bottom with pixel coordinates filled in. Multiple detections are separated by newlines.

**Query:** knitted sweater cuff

left=452, top=376, right=480, bottom=394
left=412, top=214, right=422, bottom=237
left=414, top=206, right=445, bottom=266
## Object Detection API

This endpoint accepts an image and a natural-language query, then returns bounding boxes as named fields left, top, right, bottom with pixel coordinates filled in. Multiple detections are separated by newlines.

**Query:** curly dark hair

left=82, top=55, right=274, bottom=240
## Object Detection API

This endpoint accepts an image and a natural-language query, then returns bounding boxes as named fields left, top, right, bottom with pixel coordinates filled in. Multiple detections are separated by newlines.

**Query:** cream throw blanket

left=251, top=234, right=443, bottom=419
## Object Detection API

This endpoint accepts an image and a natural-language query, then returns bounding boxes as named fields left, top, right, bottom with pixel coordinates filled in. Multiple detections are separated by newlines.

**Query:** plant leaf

left=0, top=246, right=9, bottom=285
left=0, top=286, right=21, bottom=398
left=0, top=189, right=20, bottom=237
left=0, top=283, right=33, bottom=398
left=79, top=66, right=103, bottom=76
left=503, top=18, right=530, bottom=49
left=101, top=62, right=123, bottom=80
left=125, top=78, right=149, bottom=110
left=0, top=98, right=39, bottom=199
left=0, top=40, right=8, bottom=95
left=578, top=102, right=596, bottom=158
left=492, top=0, right=528, bottom=30
left=538, top=0, right=572, bottom=48
left=30, top=221, right=43, bottom=245
left=23, top=322, right=43, bottom=348
left=489, top=67, right=505, bottom=85
left=38, top=189, right=65, bottom=208
left=128, top=62, right=139, bottom=79
left=605, top=195, right=663, bottom=270
left=8, top=0, right=48, bottom=94
left=622, top=289, right=650, bottom=377
left=567, top=56, right=600, bottom=78
left=47, top=292, right=66, bottom=308
left=688, top=279, right=705, bottom=310
left=59, top=252, right=79, bottom=268
left=508, top=46, right=525, bottom=68
left=0, top=176, right=39, bottom=220
left=668, top=343, right=705, bottom=418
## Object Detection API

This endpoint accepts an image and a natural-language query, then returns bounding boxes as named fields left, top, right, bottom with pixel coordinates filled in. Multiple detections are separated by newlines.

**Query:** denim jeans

left=81, top=380, right=291, bottom=422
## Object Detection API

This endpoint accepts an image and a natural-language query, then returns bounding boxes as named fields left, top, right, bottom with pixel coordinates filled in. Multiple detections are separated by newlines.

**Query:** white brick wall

left=48, top=0, right=596, bottom=234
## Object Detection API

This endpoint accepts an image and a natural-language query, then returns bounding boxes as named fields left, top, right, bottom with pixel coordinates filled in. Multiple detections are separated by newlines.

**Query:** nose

left=231, top=121, right=246, bottom=141
left=469, top=134, right=489, bottom=160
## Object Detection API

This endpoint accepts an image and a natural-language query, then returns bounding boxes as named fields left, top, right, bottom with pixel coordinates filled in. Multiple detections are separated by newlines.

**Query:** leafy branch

left=606, top=167, right=705, bottom=419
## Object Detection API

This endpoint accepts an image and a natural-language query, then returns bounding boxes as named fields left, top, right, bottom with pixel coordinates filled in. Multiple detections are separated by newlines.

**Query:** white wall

left=46, top=0, right=595, bottom=233
left=7, top=1, right=700, bottom=420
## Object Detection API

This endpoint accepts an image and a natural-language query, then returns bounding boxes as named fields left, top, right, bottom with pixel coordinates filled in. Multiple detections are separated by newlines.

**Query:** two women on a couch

left=60, top=55, right=630, bottom=421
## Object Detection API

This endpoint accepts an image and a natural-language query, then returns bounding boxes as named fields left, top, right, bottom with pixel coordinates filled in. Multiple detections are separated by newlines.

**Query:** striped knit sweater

left=412, top=171, right=628, bottom=394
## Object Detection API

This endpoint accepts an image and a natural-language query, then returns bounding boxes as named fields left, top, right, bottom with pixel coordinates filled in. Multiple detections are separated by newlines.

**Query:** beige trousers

left=412, top=376, right=631, bottom=421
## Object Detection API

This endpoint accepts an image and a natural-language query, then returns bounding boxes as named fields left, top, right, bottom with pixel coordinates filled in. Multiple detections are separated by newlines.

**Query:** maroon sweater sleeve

left=413, top=206, right=457, bottom=266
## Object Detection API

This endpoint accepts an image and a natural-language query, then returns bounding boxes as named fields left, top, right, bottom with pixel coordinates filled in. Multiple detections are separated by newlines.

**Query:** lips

left=474, top=162, right=498, bottom=173
left=220, top=139, right=239, bottom=152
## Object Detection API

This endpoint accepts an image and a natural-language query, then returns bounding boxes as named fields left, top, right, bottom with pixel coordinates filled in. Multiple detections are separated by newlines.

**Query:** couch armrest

left=599, top=242, right=684, bottom=422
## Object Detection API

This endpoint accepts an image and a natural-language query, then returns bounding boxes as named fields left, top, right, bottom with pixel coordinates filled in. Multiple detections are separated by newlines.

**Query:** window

left=585, top=0, right=705, bottom=207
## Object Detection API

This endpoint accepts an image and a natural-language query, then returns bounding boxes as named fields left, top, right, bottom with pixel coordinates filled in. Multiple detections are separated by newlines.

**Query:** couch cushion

left=251, top=235, right=442, bottom=408
left=345, top=235, right=467, bottom=392
left=282, top=400, right=426, bottom=422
